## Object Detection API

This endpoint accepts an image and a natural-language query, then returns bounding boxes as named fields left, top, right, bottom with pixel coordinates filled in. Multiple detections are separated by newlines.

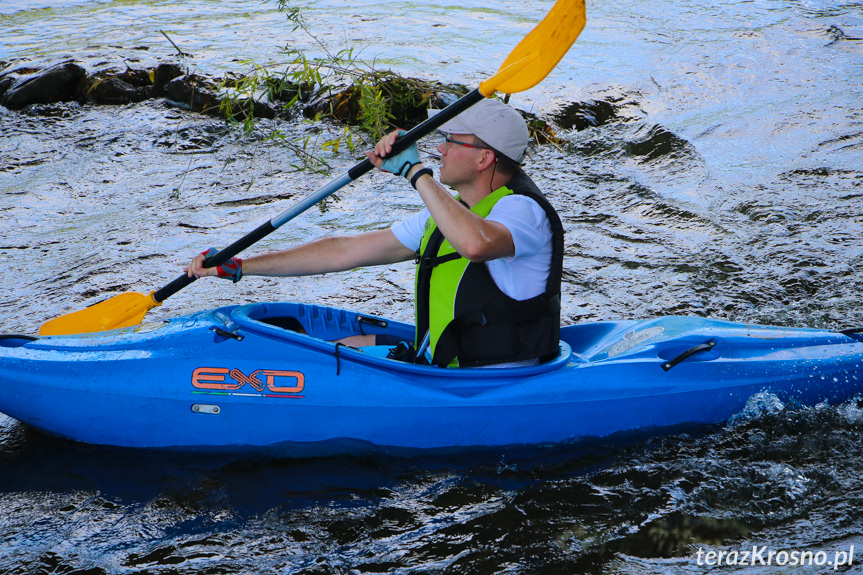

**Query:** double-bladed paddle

left=39, top=0, right=586, bottom=336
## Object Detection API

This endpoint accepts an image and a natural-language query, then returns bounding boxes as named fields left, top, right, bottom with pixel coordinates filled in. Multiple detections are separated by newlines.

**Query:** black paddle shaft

left=153, top=88, right=486, bottom=304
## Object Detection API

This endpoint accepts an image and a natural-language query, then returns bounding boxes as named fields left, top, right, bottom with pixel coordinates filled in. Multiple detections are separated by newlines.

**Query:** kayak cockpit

left=0, top=335, right=38, bottom=348
left=229, top=302, right=575, bottom=375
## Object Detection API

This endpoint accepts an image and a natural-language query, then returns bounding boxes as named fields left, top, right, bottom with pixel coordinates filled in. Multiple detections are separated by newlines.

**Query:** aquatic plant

left=218, top=1, right=465, bottom=155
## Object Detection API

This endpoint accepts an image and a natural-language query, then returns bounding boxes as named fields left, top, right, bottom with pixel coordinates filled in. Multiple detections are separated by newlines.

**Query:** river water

left=2, top=0, right=863, bottom=573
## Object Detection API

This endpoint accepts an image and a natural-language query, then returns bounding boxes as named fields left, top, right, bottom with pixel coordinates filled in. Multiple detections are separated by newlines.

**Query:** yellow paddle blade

left=39, top=291, right=161, bottom=336
left=479, top=0, right=586, bottom=97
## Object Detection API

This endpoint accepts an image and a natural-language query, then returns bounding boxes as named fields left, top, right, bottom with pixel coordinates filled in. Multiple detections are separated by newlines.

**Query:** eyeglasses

left=443, top=135, right=492, bottom=151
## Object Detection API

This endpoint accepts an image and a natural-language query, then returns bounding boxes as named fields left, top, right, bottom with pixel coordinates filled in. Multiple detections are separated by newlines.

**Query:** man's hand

left=185, top=248, right=243, bottom=283
left=366, top=129, right=420, bottom=178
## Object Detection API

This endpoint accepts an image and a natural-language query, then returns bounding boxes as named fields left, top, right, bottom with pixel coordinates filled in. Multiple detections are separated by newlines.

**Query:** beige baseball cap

left=428, top=99, right=529, bottom=163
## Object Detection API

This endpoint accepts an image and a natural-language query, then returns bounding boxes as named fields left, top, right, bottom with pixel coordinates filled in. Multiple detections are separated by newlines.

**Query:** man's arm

left=409, top=167, right=515, bottom=262
left=366, top=130, right=516, bottom=263
left=186, top=229, right=415, bottom=279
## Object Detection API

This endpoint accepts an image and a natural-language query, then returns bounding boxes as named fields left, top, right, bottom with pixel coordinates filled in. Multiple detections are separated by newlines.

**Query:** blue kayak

left=1, top=301, right=862, bottom=454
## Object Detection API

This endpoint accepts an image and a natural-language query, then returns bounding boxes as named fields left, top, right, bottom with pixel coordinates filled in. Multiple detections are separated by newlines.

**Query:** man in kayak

left=186, top=99, right=563, bottom=367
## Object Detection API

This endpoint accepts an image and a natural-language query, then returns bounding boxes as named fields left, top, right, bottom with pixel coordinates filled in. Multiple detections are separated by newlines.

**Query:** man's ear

left=476, top=150, right=497, bottom=172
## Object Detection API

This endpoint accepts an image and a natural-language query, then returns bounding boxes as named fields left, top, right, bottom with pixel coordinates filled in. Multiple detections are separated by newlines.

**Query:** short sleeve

left=390, top=207, right=431, bottom=252
left=485, top=195, right=550, bottom=261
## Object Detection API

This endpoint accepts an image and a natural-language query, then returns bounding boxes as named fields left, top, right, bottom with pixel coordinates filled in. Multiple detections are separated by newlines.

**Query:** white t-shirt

left=391, top=194, right=553, bottom=300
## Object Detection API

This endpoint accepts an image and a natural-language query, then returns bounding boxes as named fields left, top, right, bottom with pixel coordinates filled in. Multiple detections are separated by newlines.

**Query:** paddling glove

left=380, top=130, right=420, bottom=178
left=201, top=248, right=243, bottom=283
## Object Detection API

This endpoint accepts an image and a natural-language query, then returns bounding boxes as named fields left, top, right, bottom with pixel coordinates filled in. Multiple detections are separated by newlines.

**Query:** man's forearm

left=241, top=230, right=413, bottom=277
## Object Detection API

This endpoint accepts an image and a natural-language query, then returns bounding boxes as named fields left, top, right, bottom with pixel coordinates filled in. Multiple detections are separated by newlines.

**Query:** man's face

left=436, top=133, right=490, bottom=189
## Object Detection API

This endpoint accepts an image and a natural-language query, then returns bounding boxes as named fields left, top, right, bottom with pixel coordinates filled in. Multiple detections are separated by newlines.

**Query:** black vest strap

left=414, top=227, right=446, bottom=346
left=421, top=251, right=461, bottom=269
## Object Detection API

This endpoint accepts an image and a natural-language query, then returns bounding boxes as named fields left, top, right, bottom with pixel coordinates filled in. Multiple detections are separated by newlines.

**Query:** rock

left=24, top=102, right=83, bottom=118
left=113, top=67, right=151, bottom=88
left=86, top=62, right=183, bottom=105
left=0, top=61, right=87, bottom=109
left=301, top=78, right=465, bottom=129
left=552, top=99, right=617, bottom=131
left=84, top=66, right=159, bottom=105
left=87, top=75, right=151, bottom=105
left=268, top=78, right=313, bottom=104
left=0, top=76, right=14, bottom=100
left=164, top=73, right=222, bottom=114
left=164, top=73, right=275, bottom=120
left=623, top=123, right=693, bottom=163
left=0, top=63, right=44, bottom=99
left=303, top=86, right=356, bottom=122
left=152, top=63, right=183, bottom=95
left=221, top=98, right=277, bottom=121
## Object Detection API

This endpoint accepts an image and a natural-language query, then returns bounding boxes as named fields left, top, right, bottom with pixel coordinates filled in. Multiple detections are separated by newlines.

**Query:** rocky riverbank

left=1, top=59, right=294, bottom=120
left=0, top=58, right=620, bottom=145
